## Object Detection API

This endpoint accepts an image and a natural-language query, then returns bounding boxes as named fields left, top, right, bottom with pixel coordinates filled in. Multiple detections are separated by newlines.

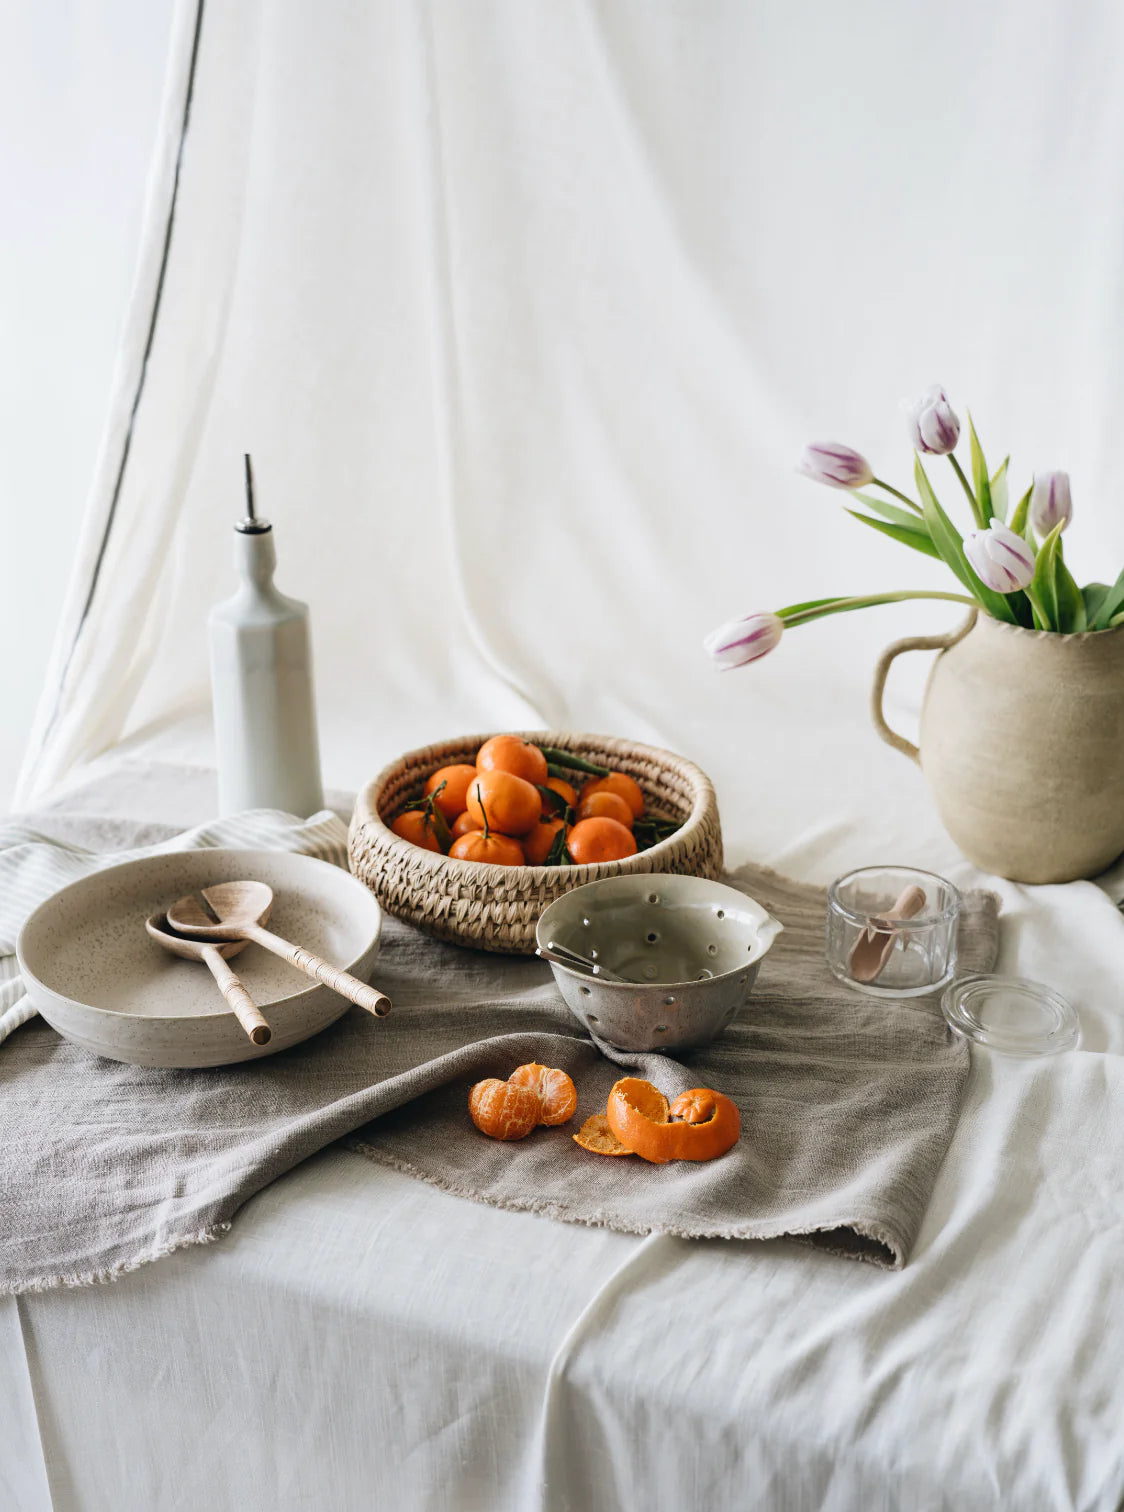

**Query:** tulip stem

left=871, top=477, right=922, bottom=514
left=779, top=590, right=977, bottom=629
left=949, top=454, right=987, bottom=530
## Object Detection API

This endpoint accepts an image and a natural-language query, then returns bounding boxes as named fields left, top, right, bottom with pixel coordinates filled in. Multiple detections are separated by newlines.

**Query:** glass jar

left=826, top=865, right=960, bottom=997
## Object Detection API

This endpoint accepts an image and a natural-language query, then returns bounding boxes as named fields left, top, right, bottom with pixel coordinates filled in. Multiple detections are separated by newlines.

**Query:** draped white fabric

left=11, top=5, right=1124, bottom=1506
left=19, top=0, right=1124, bottom=853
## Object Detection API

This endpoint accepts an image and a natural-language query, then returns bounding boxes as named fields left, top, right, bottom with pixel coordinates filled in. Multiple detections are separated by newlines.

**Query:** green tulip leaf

left=1029, top=523, right=1066, bottom=631
left=845, top=510, right=941, bottom=559
left=1081, top=582, right=1110, bottom=627
left=989, top=456, right=1010, bottom=521
left=914, top=456, right=1018, bottom=623
left=968, top=415, right=992, bottom=524
left=1089, top=565, right=1124, bottom=630
left=851, top=492, right=933, bottom=534
left=1053, top=547, right=1086, bottom=633
left=775, top=596, right=849, bottom=619
left=1008, top=483, right=1034, bottom=540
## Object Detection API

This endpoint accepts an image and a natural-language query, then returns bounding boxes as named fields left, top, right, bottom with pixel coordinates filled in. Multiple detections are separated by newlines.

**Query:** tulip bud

left=703, top=613, right=784, bottom=670
left=1029, top=471, right=1072, bottom=536
left=907, top=385, right=961, bottom=455
left=964, top=518, right=1035, bottom=594
left=797, top=444, right=874, bottom=491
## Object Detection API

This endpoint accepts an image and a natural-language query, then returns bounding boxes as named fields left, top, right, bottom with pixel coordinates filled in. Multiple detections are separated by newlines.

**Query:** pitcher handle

left=870, top=611, right=977, bottom=765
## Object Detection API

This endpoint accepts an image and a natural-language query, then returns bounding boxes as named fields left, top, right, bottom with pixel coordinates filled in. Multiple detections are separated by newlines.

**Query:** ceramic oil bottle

left=208, top=457, right=325, bottom=817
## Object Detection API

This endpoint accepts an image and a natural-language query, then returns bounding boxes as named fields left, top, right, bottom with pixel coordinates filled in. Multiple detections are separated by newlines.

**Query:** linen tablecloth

left=4, top=759, right=1124, bottom=1512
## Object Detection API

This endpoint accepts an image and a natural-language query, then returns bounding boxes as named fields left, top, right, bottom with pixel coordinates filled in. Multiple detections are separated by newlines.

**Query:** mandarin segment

left=573, top=1113, right=631, bottom=1156
left=509, top=1062, right=578, bottom=1126
left=469, top=1078, right=543, bottom=1140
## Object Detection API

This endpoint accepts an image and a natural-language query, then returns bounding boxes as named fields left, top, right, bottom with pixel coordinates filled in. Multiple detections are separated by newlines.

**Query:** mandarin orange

left=466, top=770, right=541, bottom=837
left=576, top=789, right=635, bottom=829
left=390, top=809, right=444, bottom=853
left=449, top=828, right=525, bottom=865
left=521, top=816, right=567, bottom=866
left=424, top=764, right=479, bottom=821
left=544, top=776, right=578, bottom=808
left=476, top=735, right=549, bottom=787
left=450, top=810, right=482, bottom=840
left=580, top=772, right=645, bottom=820
left=566, top=816, right=637, bottom=864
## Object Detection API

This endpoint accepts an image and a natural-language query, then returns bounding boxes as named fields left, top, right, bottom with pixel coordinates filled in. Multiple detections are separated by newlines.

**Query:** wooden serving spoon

left=166, top=882, right=392, bottom=1018
left=847, top=884, right=929, bottom=985
left=145, top=913, right=272, bottom=1045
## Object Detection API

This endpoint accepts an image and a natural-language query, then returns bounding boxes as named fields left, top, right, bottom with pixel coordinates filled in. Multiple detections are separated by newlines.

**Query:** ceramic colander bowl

left=536, top=874, right=783, bottom=1052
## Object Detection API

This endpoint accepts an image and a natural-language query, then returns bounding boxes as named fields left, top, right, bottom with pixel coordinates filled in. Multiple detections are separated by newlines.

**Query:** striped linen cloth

left=0, top=809, right=350, bottom=1046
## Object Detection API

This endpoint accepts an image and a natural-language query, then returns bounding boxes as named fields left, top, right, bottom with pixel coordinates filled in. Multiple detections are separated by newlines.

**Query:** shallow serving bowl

left=16, top=849, right=383, bottom=1069
left=349, top=730, right=724, bottom=955
left=536, top=874, right=783, bottom=1052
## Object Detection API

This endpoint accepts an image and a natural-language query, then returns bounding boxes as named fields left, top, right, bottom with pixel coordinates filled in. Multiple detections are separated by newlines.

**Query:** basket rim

left=350, top=730, right=718, bottom=885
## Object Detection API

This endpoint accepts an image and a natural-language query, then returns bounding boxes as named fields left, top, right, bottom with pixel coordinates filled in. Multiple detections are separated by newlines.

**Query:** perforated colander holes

left=646, top=931, right=659, bottom=944
left=647, top=893, right=660, bottom=905
left=707, top=943, right=718, bottom=956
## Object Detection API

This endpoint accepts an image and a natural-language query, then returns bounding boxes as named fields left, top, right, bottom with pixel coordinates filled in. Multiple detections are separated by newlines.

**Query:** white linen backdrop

left=17, top=0, right=1124, bottom=872
left=8, top=3, right=1124, bottom=1509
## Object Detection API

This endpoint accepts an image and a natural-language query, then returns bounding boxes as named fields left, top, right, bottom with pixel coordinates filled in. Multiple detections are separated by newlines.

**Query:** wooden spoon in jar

left=166, top=882, right=392, bottom=1018
left=847, top=884, right=929, bottom=985
left=145, top=913, right=272, bottom=1045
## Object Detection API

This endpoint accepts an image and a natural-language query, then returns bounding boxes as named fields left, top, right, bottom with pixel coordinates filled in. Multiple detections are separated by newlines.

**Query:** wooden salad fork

left=166, top=881, right=392, bottom=1018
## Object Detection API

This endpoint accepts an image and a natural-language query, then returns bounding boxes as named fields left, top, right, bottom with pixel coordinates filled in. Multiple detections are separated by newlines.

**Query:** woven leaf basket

left=348, top=731, right=724, bottom=954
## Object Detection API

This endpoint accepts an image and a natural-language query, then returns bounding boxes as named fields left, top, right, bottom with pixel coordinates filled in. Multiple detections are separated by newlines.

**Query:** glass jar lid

left=941, top=975, right=1079, bottom=1058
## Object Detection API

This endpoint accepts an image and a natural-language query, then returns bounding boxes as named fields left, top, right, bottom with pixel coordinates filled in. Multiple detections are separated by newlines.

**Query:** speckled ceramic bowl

left=536, top=874, right=783, bottom=1052
left=16, top=849, right=383, bottom=1068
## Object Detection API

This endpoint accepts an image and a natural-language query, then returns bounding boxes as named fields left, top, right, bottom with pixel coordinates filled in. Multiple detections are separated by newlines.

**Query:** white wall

left=0, top=0, right=174, bottom=809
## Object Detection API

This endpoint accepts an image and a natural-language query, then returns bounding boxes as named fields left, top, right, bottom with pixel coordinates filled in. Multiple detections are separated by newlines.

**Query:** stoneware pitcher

left=871, top=610, right=1124, bottom=883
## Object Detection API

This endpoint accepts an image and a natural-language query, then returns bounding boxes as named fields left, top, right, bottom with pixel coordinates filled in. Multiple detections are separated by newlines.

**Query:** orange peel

left=573, top=1113, right=630, bottom=1156
left=606, top=1078, right=741, bottom=1163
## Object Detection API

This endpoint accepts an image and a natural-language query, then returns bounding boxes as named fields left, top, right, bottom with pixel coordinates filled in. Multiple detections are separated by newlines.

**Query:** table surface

left=4, top=754, right=1124, bottom=1512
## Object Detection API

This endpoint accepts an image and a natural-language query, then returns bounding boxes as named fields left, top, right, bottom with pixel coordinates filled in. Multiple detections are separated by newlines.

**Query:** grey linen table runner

left=0, top=811, right=997, bottom=1291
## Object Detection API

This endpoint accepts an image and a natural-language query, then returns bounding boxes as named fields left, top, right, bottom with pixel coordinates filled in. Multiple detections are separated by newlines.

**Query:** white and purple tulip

left=907, top=385, right=961, bottom=455
left=797, top=443, right=874, bottom=491
left=704, top=612, right=784, bottom=670
left=964, top=518, right=1035, bottom=594
left=1029, top=471, right=1072, bottom=536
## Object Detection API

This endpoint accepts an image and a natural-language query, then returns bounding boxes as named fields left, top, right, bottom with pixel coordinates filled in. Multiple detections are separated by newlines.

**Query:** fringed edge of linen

left=347, top=1140, right=906, bottom=1269
left=0, top=1221, right=232, bottom=1296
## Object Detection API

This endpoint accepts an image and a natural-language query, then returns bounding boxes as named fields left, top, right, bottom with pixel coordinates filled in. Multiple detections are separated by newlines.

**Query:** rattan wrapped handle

left=201, top=945, right=272, bottom=1045
left=243, top=924, right=392, bottom=1017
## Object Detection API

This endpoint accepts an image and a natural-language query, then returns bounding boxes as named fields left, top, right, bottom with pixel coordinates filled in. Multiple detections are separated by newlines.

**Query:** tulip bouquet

left=706, top=386, right=1123, bottom=669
